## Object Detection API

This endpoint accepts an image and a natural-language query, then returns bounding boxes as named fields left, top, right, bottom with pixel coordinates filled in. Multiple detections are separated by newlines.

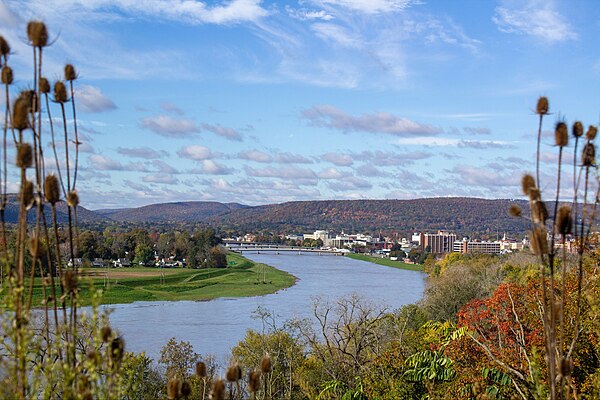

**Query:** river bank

left=345, top=253, right=424, bottom=271
left=27, top=252, right=296, bottom=306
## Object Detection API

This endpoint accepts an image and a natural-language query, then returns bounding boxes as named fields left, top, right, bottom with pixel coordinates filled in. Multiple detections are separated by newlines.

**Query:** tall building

left=421, top=230, right=457, bottom=254
left=453, top=238, right=502, bottom=254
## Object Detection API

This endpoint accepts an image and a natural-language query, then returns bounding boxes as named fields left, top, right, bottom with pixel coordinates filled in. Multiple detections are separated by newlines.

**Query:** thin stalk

left=536, top=114, right=543, bottom=188
left=45, top=94, right=66, bottom=196
left=572, top=137, right=580, bottom=235
left=68, top=80, right=79, bottom=190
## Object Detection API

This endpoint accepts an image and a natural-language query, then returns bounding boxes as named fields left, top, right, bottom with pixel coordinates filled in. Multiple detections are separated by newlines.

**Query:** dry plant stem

left=536, top=114, right=543, bottom=188
left=16, top=146, right=28, bottom=399
left=572, top=137, right=580, bottom=235
left=568, top=165, right=592, bottom=359
left=50, top=205, right=68, bottom=327
left=45, top=94, right=66, bottom=196
left=68, top=80, right=79, bottom=189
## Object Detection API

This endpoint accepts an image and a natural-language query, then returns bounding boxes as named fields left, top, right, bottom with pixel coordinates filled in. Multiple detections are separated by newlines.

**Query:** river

left=106, top=253, right=425, bottom=364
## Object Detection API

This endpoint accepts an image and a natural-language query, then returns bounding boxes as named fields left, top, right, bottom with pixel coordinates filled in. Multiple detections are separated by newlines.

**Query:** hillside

left=95, top=201, right=248, bottom=223
left=203, top=198, right=531, bottom=237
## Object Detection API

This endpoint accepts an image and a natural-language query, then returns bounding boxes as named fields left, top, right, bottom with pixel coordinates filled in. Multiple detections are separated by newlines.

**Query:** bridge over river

left=225, top=242, right=344, bottom=255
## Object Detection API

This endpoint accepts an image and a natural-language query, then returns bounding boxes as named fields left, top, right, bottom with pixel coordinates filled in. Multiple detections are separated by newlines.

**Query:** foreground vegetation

left=346, top=252, right=424, bottom=272
left=25, top=252, right=296, bottom=306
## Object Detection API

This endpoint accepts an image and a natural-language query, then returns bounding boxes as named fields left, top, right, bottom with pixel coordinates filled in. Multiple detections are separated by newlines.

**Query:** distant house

left=67, top=258, right=82, bottom=268
left=112, top=258, right=132, bottom=268
left=92, top=258, right=104, bottom=268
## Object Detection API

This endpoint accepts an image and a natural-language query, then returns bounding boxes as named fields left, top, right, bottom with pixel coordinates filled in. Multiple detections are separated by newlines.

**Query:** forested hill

left=203, top=198, right=531, bottom=237
left=95, top=201, right=248, bottom=223
left=4, top=197, right=533, bottom=236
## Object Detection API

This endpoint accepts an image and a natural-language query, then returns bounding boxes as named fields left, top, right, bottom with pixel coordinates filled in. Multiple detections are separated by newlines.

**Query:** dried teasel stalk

left=53, top=81, right=68, bottom=103
left=582, top=143, right=595, bottom=166
left=16, top=143, right=33, bottom=169
left=509, top=204, right=522, bottom=217
left=44, top=174, right=60, bottom=204
left=64, top=64, right=77, bottom=81
left=195, top=361, right=207, bottom=377
left=554, top=122, right=568, bottom=147
left=27, top=21, right=48, bottom=48
left=536, top=96, right=549, bottom=115
left=586, top=125, right=597, bottom=141
left=261, top=355, right=272, bottom=373
left=529, top=227, right=549, bottom=256
left=572, top=121, right=583, bottom=138
left=211, top=379, right=225, bottom=400
left=0, top=36, right=9, bottom=58
left=248, top=371, right=261, bottom=393
left=39, top=77, right=50, bottom=94
left=555, top=206, right=572, bottom=236
left=1, top=66, right=12, bottom=85
left=167, top=378, right=181, bottom=400
left=521, top=174, right=536, bottom=196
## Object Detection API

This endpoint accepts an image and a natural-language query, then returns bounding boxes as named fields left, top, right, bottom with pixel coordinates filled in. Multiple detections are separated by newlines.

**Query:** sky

left=0, top=0, right=599, bottom=210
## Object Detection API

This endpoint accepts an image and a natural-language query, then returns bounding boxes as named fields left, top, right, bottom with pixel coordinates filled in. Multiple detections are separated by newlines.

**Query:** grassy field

left=26, top=252, right=296, bottom=307
left=345, top=253, right=424, bottom=272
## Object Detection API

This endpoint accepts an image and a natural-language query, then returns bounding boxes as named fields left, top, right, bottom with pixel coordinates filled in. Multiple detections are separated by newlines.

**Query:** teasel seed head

left=39, top=77, right=50, bottom=94
left=101, top=326, right=113, bottom=342
left=532, top=200, right=548, bottom=224
left=572, top=121, right=584, bottom=138
left=536, top=96, right=549, bottom=115
left=167, top=378, right=181, bottom=400
left=521, top=174, right=536, bottom=196
left=210, top=379, right=225, bottom=400
left=587, top=125, right=598, bottom=141
left=16, top=143, right=33, bottom=169
left=64, top=63, right=78, bottom=81
left=109, top=336, right=125, bottom=365
left=20, top=180, right=34, bottom=209
left=1, top=66, right=12, bottom=85
left=53, top=80, right=68, bottom=103
left=261, top=355, right=272, bottom=373
left=529, top=227, right=548, bottom=256
left=44, top=174, right=60, bottom=204
left=226, top=364, right=242, bottom=382
left=582, top=142, right=595, bottom=166
left=12, top=96, right=31, bottom=131
left=195, top=361, right=207, bottom=378
left=554, top=121, right=568, bottom=147
left=528, top=187, right=541, bottom=202
left=27, top=21, right=48, bottom=48
left=555, top=206, right=573, bottom=235
left=181, top=381, right=192, bottom=398
left=67, top=191, right=79, bottom=207
left=28, top=234, right=39, bottom=257
left=62, top=270, right=78, bottom=293
left=560, top=357, right=573, bottom=377
left=509, top=204, right=522, bottom=218
left=0, top=36, right=9, bottom=58
left=248, top=371, right=261, bottom=393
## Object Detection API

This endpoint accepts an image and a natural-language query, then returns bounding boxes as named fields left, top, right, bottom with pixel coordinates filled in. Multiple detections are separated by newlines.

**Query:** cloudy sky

left=1, top=0, right=598, bottom=209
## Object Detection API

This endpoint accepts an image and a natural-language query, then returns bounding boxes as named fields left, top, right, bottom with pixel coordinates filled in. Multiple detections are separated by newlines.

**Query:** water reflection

left=106, top=254, right=425, bottom=363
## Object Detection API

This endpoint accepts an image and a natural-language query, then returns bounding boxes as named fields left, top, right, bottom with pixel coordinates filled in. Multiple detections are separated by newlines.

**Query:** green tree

left=159, top=338, right=200, bottom=380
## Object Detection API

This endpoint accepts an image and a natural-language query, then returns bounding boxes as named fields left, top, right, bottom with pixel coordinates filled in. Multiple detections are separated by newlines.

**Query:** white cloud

left=275, top=152, right=313, bottom=164
left=493, top=0, right=576, bottom=43
left=76, top=85, right=117, bottom=113
left=117, top=147, right=165, bottom=159
left=311, top=23, right=361, bottom=48
left=396, top=137, right=515, bottom=148
left=177, top=145, right=213, bottom=160
left=201, top=123, right=243, bottom=141
left=245, top=165, right=317, bottom=180
left=140, top=115, right=198, bottom=138
left=317, top=167, right=349, bottom=179
left=199, top=160, right=233, bottom=175
left=286, top=6, right=334, bottom=21
left=303, top=105, right=441, bottom=136
left=322, top=152, right=353, bottom=166
left=88, top=154, right=123, bottom=171
left=318, top=0, right=417, bottom=14
left=160, top=102, right=184, bottom=115
left=142, top=173, right=178, bottom=185
left=238, top=150, right=273, bottom=163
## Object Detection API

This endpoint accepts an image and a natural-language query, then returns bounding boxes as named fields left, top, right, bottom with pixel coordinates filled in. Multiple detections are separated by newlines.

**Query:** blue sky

left=0, top=0, right=598, bottom=209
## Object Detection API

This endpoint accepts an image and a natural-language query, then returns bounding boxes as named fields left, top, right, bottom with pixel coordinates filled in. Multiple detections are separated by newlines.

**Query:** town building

left=453, top=239, right=502, bottom=255
left=420, top=230, right=457, bottom=254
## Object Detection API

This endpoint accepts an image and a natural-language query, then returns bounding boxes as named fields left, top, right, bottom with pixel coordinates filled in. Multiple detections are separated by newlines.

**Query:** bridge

left=225, top=243, right=345, bottom=256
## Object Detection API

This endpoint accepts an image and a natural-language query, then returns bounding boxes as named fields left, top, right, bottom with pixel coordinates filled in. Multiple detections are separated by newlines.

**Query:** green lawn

left=24, top=252, right=296, bottom=307
left=345, top=253, right=423, bottom=272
